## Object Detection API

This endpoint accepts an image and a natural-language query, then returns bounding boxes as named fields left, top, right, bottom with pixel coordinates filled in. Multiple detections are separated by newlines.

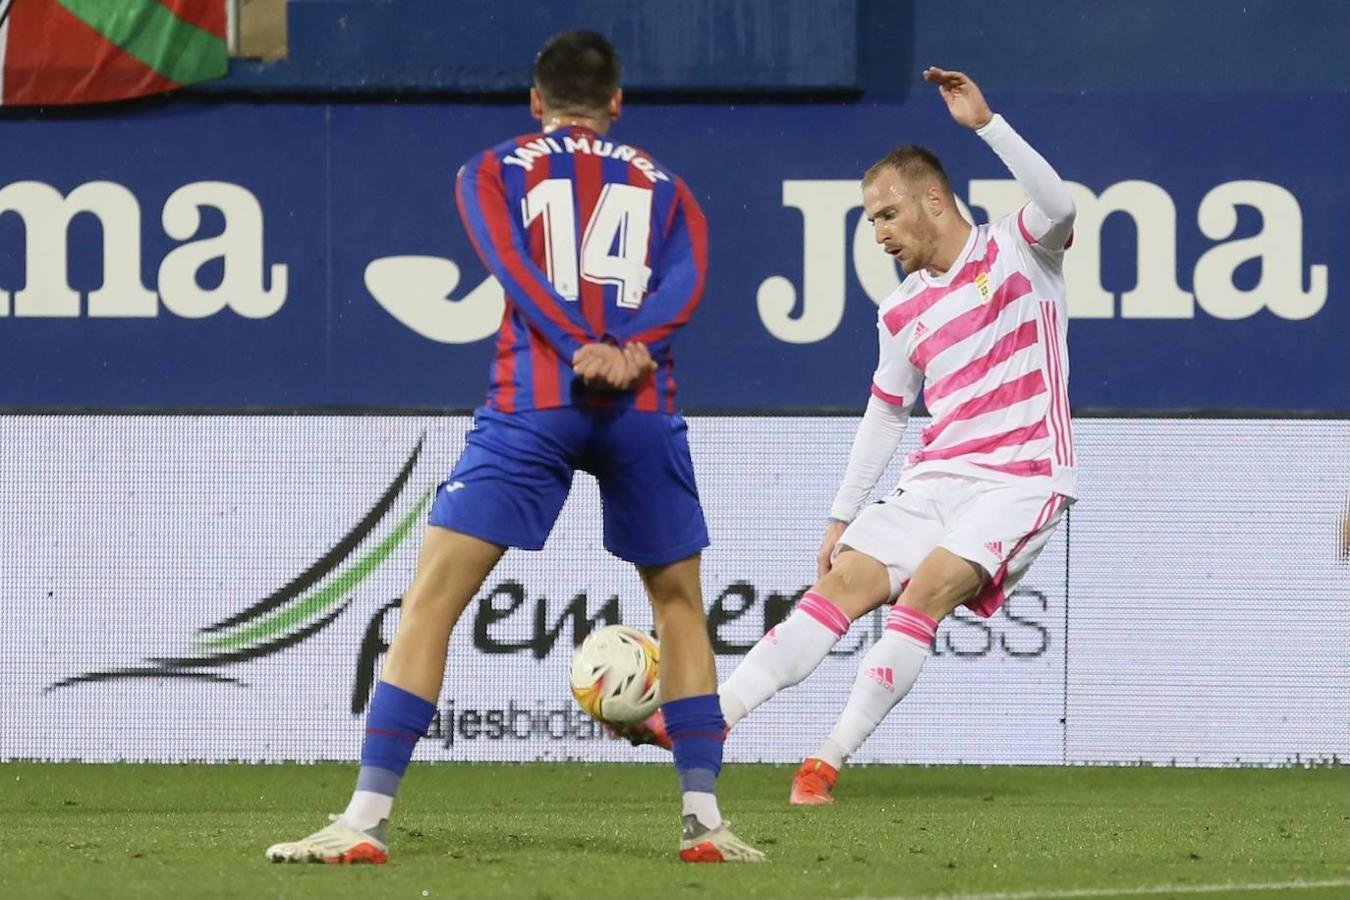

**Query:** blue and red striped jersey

left=455, top=125, right=707, bottom=414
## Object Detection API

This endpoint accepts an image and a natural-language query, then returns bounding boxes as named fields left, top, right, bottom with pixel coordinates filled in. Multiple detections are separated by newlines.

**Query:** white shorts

left=835, top=473, right=1071, bottom=617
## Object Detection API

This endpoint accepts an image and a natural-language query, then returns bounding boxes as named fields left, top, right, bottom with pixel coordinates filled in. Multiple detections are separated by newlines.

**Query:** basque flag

left=0, top=0, right=227, bottom=106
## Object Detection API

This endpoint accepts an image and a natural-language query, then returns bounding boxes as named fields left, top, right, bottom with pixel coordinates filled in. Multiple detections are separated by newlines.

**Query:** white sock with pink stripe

left=812, top=604, right=938, bottom=768
left=718, top=591, right=851, bottom=728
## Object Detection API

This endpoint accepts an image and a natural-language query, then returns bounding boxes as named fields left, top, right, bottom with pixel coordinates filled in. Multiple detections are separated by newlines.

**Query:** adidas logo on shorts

left=985, top=540, right=1004, bottom=558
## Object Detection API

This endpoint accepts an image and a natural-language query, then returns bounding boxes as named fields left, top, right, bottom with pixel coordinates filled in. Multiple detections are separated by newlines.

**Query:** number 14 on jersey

left=522, top=179, right=653, bottom=309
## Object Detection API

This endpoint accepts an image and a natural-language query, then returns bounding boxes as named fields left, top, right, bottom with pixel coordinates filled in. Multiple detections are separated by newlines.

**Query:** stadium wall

left=3, top=415, right=1347, bottom=766
left=207, top=0, right=1349, bottom=95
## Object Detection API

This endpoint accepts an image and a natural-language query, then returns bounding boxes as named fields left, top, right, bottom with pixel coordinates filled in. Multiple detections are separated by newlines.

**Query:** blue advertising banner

left=0, top=94, right=1344, bottom=411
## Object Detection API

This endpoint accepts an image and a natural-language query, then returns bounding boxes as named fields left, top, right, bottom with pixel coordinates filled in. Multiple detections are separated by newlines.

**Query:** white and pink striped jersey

left=827, top=114, right=1077, bottom=524
left=872, top=210, right=1077, bottom=498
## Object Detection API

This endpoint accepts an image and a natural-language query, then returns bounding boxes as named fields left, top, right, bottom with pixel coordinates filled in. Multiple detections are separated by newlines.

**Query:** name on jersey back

left=501, top=134, right=671, bottom=184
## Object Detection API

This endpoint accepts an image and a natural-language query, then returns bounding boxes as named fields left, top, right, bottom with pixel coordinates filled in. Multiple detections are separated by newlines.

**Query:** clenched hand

left=572, top=342, right=658, bottom=391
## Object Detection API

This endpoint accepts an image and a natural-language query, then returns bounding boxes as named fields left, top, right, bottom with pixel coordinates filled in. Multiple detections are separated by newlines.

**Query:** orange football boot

left=789, top=757, right=838, bottom=805
left=609, top=709, right=673, bottom=749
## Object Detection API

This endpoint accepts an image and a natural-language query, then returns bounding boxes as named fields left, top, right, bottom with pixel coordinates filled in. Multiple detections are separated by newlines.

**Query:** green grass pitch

left=2, top=762, right=1346, bottom=899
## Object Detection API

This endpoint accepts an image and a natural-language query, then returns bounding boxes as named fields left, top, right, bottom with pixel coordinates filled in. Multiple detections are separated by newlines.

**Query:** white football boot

left=265, top=815, right=389, bottom=864
left=678, top=815, right=766, bottom=863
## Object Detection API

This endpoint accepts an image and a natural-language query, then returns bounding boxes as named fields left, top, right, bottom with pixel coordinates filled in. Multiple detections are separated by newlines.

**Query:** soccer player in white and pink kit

left=721, top=66, right=1078, bottom=803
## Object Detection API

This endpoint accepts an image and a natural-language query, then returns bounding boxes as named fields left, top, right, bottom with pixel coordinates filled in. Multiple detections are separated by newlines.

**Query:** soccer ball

left=569, top=625, right=660, bottom=727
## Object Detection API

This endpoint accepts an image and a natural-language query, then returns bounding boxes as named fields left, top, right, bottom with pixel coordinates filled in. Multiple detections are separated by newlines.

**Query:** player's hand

left=923, top=67, right=994, bottom=130
left=621, top=342, right=658, bottom=386
left=571, top=342, right=656, bottom=391
left=816, top=520, right=849, bottom=579
left=572, top=343, right=628, bottom=389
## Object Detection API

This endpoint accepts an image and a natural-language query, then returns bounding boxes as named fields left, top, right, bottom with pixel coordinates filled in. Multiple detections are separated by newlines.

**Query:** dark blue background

left=205, top=0, right=1348, bottom=96
left=0, top=93, right=1344, bottom=411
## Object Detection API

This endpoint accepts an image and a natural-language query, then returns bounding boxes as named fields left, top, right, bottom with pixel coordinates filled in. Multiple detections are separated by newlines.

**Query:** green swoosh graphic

left=198, top=488, right=432, bottom=652
left=201, top=435, right=425, bottom=634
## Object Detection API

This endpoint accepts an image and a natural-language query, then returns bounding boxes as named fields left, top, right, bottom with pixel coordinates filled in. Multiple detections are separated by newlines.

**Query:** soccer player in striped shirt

left=267, top=31, right=761, bottom=864
left=751, top=67, right=1077, bottom=803
left=631, top=67, right=1079, bottom=802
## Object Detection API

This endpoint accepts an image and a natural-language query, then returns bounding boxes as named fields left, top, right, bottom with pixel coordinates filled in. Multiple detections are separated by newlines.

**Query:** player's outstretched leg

left=620, top=580, right=850, bottom=749
left=792, top=547, right=982, bottom=805
left=718, top=550, right=891, bottom=732
left=641, top=556, right=765, bottom=863
left=615, top=585, right=865, bottom=750
left=266, top=527, right=503, bottom=864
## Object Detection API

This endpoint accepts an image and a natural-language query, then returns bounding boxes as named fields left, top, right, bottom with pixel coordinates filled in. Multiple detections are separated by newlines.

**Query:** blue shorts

left=429, top=406, right=710, bottom=566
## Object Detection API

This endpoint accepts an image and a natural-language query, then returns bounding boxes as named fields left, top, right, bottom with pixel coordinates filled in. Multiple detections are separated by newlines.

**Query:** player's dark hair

left=534, top=30, right=621, bottom=117
left=863, top=144, right=953, bottom=197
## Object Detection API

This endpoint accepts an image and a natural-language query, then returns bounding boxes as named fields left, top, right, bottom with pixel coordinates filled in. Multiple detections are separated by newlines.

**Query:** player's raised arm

left=455, top=150, right=599, bottom=359
left=606, top=178, right=708, bottom=357
left=924, top=66, right=1076, bottom=252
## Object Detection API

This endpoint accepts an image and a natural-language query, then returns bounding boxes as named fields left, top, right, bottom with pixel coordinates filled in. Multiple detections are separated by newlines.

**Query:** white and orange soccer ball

left=569, top=625, right=660, bottom=727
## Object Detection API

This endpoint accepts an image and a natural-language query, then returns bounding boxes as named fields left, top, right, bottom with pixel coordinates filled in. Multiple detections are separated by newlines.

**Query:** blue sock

left=346, top=680, right=436, bottom=825
left=662, top=693, right=725, bottom=828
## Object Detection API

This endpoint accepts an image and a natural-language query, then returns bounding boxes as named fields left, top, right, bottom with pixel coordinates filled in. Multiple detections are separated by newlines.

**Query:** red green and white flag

left=0, top=0, right=227, bottom=105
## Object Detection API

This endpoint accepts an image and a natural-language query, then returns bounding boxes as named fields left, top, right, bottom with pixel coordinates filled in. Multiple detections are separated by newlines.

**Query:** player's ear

left=608, top=88, right=623, bottom=122
left=926, top=184, right=945, bottom=217
left=530, top=86, right=545, bottom=121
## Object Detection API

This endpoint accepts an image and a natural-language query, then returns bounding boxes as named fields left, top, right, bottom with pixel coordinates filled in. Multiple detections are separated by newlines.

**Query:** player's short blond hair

left=863, top=145, right=953, bottom=198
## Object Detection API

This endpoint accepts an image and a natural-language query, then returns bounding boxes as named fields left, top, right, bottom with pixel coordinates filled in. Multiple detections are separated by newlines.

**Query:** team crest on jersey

left=975, top=271, right=992, bottom=303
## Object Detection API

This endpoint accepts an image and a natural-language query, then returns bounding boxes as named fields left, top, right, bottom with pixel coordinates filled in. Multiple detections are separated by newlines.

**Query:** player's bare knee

left=394, top=527, right=503, bottom=623
left=899, top=551, right=987, bottom=620
left=637, top=556, right=703, bottom=614
left=815, top=550, right=890, bottom=619
left=897, top=589, right=962, bottom=622
left=641, top=575, right=703, bottom=612
left=898, top=580, right=978, bottom=621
